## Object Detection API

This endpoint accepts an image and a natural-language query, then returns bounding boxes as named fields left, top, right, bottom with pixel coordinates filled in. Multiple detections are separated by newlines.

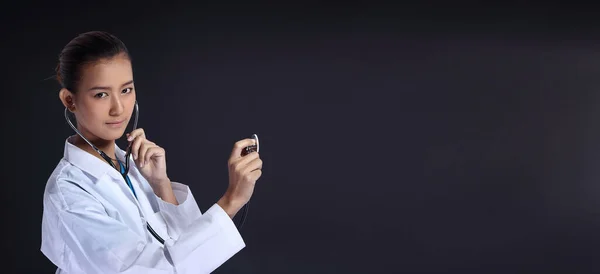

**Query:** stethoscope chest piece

left=242, top=134, right=259, bottom=156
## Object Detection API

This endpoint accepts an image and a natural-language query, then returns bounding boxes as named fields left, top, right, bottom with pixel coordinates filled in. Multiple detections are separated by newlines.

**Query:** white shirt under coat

left=41, top=136, right=245, bottom=273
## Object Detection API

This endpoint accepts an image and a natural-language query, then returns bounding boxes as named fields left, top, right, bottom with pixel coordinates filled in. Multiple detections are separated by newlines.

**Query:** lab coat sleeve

left=52, top=178, right=245, bottom=274
left=154, top=182, right=203, bottom=239
left=154, top=181, right=247, bottom=274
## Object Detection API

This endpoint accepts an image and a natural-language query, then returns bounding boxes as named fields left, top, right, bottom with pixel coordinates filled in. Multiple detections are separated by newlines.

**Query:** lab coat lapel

left=62, top=136, right=148, bottom=239
left=63, top=136, right=144, bottom=215
left=94, top=173, right=147, bottom=237
left=113, top=143, right=144, bottom=205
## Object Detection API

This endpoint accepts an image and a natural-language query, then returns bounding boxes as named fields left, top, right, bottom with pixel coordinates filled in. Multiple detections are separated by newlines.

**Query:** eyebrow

left=88, top=80, right=134, bottom=92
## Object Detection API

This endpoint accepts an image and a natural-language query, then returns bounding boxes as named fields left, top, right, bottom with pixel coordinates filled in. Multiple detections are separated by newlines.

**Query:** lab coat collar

left=63, top=135, right=128, bottom=181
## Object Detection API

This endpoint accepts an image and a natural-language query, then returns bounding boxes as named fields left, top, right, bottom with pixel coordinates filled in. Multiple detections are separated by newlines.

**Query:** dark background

left=4, top=2, right=600, bottom=273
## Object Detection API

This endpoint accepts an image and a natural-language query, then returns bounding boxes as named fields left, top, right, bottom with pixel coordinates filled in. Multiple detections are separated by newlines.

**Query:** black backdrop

left=4, top=2, right=600, bottom=273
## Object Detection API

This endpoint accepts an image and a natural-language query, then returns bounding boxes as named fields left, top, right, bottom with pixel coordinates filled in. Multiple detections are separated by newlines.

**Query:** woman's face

left=70, top=53, right=136, bottom=142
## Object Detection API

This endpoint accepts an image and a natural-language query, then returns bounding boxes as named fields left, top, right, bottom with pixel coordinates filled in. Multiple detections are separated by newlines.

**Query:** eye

left=122, top=87, right=133, bottom=94
left=94, top=92, right=108, bottom=98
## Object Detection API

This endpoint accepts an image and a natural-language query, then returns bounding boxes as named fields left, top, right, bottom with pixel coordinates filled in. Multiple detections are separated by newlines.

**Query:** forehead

left=78, top=55, right=133, bottom=88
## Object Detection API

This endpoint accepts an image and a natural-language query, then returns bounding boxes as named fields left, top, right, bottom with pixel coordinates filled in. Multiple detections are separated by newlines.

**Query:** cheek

left=128, top=92, right=136, bottom=104
left=125, top=96, right=137, bottom=114
left=76, top=103, right=105, bottom=127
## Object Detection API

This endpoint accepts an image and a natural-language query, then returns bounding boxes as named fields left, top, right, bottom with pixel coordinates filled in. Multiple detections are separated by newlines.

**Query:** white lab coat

left=41, top=136, right=245, bottom=274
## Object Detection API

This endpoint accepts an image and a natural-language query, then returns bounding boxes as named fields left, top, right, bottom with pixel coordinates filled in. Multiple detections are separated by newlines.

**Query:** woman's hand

left=218, top=138, right=263, bottom=218
left=127, top=128, right=170, bottom=190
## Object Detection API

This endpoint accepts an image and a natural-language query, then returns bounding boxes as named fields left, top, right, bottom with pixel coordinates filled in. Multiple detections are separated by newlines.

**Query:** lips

left=106, top=119, right=125, bottom=125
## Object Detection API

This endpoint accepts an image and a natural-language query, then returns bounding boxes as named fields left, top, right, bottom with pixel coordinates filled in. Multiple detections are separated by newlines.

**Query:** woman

left=40, top=31, right=263, bottom=274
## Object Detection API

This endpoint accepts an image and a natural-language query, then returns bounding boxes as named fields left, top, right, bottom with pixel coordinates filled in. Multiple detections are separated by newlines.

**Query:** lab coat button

left=137, top=242, right=145, bottom=252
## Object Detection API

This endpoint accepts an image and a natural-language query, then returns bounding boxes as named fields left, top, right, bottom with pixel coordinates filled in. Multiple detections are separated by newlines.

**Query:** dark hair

left=56, top=31, right=131, bottom=93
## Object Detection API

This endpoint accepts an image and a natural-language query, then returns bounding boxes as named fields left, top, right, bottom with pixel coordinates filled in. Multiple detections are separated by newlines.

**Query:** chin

left=98, top=129, right=126, bottom=141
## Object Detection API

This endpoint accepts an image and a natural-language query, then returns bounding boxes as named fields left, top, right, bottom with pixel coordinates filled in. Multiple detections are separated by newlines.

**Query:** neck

left=72, top=131, right=119, bottom=168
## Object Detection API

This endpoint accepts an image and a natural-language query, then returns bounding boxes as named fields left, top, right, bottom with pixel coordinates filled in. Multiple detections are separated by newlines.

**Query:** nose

left=109, top=95, right=125, bottom=116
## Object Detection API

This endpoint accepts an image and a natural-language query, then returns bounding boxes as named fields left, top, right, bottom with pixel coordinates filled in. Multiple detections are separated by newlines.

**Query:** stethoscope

left=237, top=133, right=259, bottom=230
left=65, top=101, right=166, bottom=245
left=65, top=101, right=251, bottom=246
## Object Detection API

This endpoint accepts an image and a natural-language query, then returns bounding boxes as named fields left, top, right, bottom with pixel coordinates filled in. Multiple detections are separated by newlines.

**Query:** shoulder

left=43, top=159, right=99, bottom=211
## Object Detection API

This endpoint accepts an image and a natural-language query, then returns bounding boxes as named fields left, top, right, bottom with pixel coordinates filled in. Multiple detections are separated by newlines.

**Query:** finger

left=236, top=151, right=259, bottom=167
left=127, top=128, right=146, bottom=142
left=247, top=169, right=262, bottom=182
left=229, top=138, right=257, bottom=160
left=144, top=146, right=165, bottom=166
left=138, top=141, right=156, bottom=167
left=131, top=134, right=146, bottom=160
left=241, top=144, right=258, bottom=156
left=243, top=157, right=263, bottom=173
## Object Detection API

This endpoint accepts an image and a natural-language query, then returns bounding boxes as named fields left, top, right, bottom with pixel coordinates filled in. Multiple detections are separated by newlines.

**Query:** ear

left=59, top=88, right=76, bottom=112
